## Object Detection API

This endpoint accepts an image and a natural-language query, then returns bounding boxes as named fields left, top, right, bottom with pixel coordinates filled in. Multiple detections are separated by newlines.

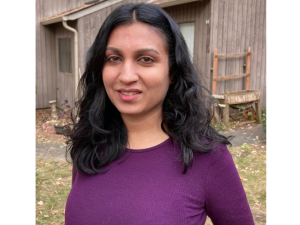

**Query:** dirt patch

left=36, top=108, right=66, bottom=145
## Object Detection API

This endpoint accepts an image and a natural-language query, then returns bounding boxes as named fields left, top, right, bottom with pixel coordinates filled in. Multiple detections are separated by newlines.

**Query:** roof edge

left=66, top=0, right=123, bottom=21
left=149, top=0, right=202, bottom=8
left=41, top=0, right=124, bottom=25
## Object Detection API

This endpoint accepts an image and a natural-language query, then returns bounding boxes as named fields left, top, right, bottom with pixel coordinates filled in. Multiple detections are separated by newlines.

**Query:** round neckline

left=126, top=137, right=171, bottom=153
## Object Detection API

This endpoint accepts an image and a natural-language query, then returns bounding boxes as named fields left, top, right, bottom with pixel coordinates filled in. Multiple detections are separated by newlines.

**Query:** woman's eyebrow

left=105, top=47, right=160, bottom=55
left=134, top=48, right=160, bottom=55
left=106, top=47, right=122, bottom=54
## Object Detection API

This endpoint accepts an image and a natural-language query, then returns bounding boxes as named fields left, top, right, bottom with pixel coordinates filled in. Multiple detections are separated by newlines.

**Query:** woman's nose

left=118, top=60, right=139, bottom=84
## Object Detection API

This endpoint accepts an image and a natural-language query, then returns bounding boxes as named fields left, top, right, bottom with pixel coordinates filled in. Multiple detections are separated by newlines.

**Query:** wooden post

left=244, top=111, right=249, bottom=120
left=255, top=100, right=262, bottom=123
left=246, top=47, right=251, bottom=90
left=251, top=110, right=256, bottom=121
left=213, top=49, right=218, bottom=94
left=223, top=104, right=229, bottom=129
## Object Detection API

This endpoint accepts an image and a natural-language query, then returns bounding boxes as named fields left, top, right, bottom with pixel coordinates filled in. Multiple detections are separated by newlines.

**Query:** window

left=58, top=38, right=72, bottom=74
left=179, top=23, right=195, bottom=62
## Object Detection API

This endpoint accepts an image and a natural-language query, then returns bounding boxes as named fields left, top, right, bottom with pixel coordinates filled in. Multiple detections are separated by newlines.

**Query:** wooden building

left=36, top=0, right=266, bottom=109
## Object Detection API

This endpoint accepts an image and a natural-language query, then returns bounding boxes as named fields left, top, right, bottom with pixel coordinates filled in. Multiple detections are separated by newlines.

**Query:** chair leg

left=251, top=110, right=256, bottom=121
left=223, top=104, right=229, bottom=129
left=244, top=111, right=249, bottom=120
left=255, top=100, right=262, bottom=123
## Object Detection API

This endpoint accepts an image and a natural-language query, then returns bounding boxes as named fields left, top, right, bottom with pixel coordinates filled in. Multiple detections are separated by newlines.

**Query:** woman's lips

left=118, top=91, right=141, bottom=101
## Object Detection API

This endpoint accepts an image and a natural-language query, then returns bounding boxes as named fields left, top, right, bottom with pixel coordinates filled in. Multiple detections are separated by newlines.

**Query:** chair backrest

left=212, top=47, right=251, bottom=94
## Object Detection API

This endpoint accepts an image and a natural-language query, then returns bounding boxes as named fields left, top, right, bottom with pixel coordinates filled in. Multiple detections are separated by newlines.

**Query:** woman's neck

left=121, top=108, right=169, bottom=150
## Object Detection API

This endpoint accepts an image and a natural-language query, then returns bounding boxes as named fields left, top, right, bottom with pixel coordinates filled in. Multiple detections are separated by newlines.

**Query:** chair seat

left=214, top=90, right=260, bottom=104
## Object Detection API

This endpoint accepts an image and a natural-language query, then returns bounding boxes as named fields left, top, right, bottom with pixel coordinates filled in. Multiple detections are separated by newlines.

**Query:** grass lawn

left=36, top=143, right=266, bottom=224
left=36, top=159, right=72, bottom=224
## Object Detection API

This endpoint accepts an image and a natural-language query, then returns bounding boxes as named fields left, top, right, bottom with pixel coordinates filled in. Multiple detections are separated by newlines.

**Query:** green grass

left=36, top=159, right=72, bottom=224
left=36, top=144, right=266, bottom=225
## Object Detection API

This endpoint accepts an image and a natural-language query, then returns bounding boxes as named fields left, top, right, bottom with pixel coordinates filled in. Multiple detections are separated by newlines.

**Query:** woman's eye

left=107, top=56, right=121, bottom=62
left=139, top=57, right=154, bottom=64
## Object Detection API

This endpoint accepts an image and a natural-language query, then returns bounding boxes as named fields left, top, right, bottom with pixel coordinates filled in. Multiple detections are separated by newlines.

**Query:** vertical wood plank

left=36, top=0, right=43, bottom=108
left=210, top=0, right=219, bottom=91
left=245, top=0, right=252, bottom=52
left=256, top=0, right=265, bottom=96
left=251, top=0, right=259, bottom=91
left=246, top=47, right=250, bottom=90
left=216, top=0, right=224, bottom=93
left=231, top=0, right=239, bottom=92
left=213, top=49, right=218, bottom=94
left=84, top=15, right=91, bottom=62
left=45, top=26, right=53, bottom=104
left=236, top=0, right=247, bottom=85
left=224, top=0, right=234, bottom=93
left=53, top=0, right=58, bottom=17
left=198, top=2, right=205, bottom=83
left=248, top=0, right=256, bottom=90
left=260, top=0, right=266, bottom=109
left=90, top=11, right=97, bottom=45
left=40, top=0, right=48, bottom=108
left=193, top=1, right=200, bottom=74
left=50, top=26, right=57, bottom=101
left=77, top=18, right=85, bottom=81
left=203, top=0, right=211, bottom=89
left=44, top=0, right=49, bottom=19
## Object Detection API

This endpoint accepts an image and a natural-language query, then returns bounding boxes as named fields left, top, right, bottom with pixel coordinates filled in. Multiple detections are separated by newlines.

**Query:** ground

left=36, top=108, right=266, bottom=225
left=36, top=108, right=67, bottom=145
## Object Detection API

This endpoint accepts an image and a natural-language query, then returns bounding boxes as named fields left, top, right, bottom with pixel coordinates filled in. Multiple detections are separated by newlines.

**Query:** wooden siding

left=164, top=0, right=212, bottom=90
left=42, top=0, right=88, bottom=19
left=36, top=0, right=58, bottom=109
left=54, top=21, right=77, bottom=109
left=210, top=0, right=266, bottom=109
left=36, top=0, right=84, bottom=109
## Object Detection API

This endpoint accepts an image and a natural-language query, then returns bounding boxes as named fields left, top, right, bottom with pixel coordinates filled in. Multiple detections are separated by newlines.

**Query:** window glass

left=58, top=38, right=72, bottom=74
left=179, top=23, right=195, bottom=62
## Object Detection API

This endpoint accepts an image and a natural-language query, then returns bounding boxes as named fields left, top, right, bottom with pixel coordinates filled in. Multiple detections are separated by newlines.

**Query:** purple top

left=65, top=138, right=254, bottom=225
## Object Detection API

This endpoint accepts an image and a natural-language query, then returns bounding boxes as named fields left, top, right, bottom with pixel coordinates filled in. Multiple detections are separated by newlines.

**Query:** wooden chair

left=211, top=47, right=262, bottom=129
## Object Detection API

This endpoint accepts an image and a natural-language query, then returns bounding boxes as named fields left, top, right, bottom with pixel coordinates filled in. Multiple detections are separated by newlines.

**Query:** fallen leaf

left=256, top=136, right=259, bottom=140
left=37, top=201, right=43, bottom=206
left=44, top=215, right=49, bottom=217
left=57, top=178, right=62, bottom=180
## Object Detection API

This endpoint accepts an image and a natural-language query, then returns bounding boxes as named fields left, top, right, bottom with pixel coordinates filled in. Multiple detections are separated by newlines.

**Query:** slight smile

left=117, top=89, right=142, bottom=101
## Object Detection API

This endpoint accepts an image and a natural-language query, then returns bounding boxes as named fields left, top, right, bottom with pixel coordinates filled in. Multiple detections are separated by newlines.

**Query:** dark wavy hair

left=65, top=3, right=231, bottom=174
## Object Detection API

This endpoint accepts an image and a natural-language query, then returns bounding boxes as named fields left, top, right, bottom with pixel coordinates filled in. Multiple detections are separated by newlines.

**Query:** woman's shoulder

left=192, top=142, right=231, bottom=164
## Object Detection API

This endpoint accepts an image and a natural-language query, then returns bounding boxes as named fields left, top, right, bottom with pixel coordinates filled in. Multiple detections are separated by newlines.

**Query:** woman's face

left=102, top=22, right=170, bottom=117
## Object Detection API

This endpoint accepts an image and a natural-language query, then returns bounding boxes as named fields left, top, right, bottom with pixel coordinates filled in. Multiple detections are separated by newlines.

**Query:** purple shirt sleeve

left=205, top=145, right=255, bottom=225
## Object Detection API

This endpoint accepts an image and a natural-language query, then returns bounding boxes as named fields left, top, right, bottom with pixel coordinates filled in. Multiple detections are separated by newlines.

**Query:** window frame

left=57, top=36, right=73, bottom=76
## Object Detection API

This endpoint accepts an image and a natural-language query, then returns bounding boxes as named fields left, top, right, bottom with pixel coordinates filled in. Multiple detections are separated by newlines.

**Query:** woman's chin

left=117, top=108, right=144, bottom=117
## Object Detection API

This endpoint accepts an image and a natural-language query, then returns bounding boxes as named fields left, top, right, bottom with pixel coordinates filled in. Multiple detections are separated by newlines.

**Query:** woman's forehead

left=107, top=22, right=168, bottom=52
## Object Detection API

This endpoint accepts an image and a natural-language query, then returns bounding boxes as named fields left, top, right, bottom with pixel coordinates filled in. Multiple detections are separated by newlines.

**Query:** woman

left=65, top=3, right=255, bottom=225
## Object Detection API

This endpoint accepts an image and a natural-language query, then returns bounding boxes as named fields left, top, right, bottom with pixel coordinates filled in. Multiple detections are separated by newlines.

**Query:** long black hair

left=65, top=3, right=231, bottom=174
